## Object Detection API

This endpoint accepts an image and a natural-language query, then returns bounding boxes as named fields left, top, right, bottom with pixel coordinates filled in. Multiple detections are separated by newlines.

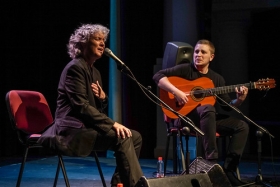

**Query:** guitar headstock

left=255, top=78, right=276, bottom=90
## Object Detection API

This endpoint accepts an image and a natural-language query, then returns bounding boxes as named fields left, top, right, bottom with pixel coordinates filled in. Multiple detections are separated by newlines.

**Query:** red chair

left=5, top=90, right=106, bottom=187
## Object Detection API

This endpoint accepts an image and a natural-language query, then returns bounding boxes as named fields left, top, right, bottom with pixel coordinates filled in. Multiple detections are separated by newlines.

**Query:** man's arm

left=157, top=77, right=189, bottom=106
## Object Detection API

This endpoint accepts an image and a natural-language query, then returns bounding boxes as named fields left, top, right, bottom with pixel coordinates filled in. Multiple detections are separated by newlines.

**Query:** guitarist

left=153, top=39, right=249, bottom=186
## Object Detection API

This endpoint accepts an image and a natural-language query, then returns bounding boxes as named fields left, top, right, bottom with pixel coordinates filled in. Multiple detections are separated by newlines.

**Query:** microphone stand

left=211, top=92, right=274, bottom=187
left=116, top=64, right=204, bottom=175
left=117, top=65, right=205, bottom=137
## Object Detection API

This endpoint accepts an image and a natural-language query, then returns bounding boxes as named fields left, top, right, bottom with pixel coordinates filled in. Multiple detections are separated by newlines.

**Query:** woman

left=38, top=24, right=143, bottom=187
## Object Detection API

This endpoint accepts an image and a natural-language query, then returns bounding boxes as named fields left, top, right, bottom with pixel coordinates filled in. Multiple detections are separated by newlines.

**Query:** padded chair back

left=6, top=90, right=53, bottom=134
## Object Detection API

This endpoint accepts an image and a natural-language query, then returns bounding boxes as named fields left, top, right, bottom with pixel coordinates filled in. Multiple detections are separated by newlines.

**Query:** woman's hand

left=112, top=122, right=132, bottom=139
left=91, top=81, right=106, bottom=100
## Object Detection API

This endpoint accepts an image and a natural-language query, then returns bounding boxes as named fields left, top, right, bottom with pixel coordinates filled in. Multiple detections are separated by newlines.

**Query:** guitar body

left=160, top=77, right=216, bottom=119
left=159, top=76, right=275, bottom=119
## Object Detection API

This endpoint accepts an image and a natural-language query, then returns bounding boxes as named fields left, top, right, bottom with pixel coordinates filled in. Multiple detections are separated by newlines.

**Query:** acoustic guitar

left=160, top=76, right=276, bottom=119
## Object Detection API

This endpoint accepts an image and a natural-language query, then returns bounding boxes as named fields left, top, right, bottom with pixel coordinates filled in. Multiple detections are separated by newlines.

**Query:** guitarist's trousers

left=180, top=104, right=249, bottom=164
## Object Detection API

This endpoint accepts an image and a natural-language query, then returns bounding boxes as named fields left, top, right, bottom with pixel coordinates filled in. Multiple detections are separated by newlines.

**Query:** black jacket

left=38, top=58, right=114, bottom=156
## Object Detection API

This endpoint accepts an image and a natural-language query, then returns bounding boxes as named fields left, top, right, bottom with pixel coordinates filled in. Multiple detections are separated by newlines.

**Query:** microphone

left=104, top=48, right=126, bottom=68
left=182, top=126, right=190, bottom=135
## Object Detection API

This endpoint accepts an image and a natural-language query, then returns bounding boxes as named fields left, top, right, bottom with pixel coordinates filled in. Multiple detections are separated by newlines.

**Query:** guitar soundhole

left=191, top=87, right=205, bottom=101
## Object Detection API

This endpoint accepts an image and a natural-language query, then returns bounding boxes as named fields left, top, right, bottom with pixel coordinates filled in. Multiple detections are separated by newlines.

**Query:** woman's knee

left=131, top=130, right=142, bottom=146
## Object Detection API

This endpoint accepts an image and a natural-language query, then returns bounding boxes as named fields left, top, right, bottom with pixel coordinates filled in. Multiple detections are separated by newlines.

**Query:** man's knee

left=197, top=104, right=216, bottom=115
left=240, top=120, right=249, bottom=135
left=198, top=104, right=216, bottom=120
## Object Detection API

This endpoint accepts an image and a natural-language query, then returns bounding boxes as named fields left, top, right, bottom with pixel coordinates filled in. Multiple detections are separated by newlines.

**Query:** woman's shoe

left=224, top=169, right=248, bottom=186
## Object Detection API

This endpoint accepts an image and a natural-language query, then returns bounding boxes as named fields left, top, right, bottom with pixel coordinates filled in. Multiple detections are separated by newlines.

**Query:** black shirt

left=153, top=63, right=232, bottom=111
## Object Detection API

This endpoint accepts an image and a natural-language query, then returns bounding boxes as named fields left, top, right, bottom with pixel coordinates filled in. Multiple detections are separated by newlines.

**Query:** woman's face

left=83, top=32, right=106, bottom=62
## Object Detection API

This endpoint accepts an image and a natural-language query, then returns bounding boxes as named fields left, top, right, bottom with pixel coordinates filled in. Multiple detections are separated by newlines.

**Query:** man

left=153, top=39, right=249, bottom=186
left=38, top=24, right=143, bottom=187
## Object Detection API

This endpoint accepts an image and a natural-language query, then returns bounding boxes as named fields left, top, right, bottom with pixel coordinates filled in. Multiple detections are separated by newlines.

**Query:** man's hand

left=158, top=77, right=188, bottom=105
left=231, top=86, right=248, bottom=106
left=173, top=89, right=189, bottom=105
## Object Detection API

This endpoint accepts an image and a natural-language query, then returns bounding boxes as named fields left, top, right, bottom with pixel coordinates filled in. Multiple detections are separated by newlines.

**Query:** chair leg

left=57, top=155, right=70, bottom=187
left=236, top=167, right=241, bottom=180
left=16, top=146, right=29, bottom=187
left=164, top=135, right=171, bottom=176
left=172, top=134, right=178, bottom=174
left=93, top=151, right=107, bottom=187
left=53, top=158, right=60, bottom=187
left=184, top=135, right=190, bottom=174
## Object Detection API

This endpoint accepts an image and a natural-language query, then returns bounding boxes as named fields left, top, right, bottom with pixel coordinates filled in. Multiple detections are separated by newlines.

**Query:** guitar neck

left=204, top=82, right=255, bottom=96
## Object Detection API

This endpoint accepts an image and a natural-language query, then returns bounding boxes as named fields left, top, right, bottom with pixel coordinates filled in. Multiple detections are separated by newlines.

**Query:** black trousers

left=182, top=104, right=249, bottom=161
left=94, top=129, right=143, bottom=187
